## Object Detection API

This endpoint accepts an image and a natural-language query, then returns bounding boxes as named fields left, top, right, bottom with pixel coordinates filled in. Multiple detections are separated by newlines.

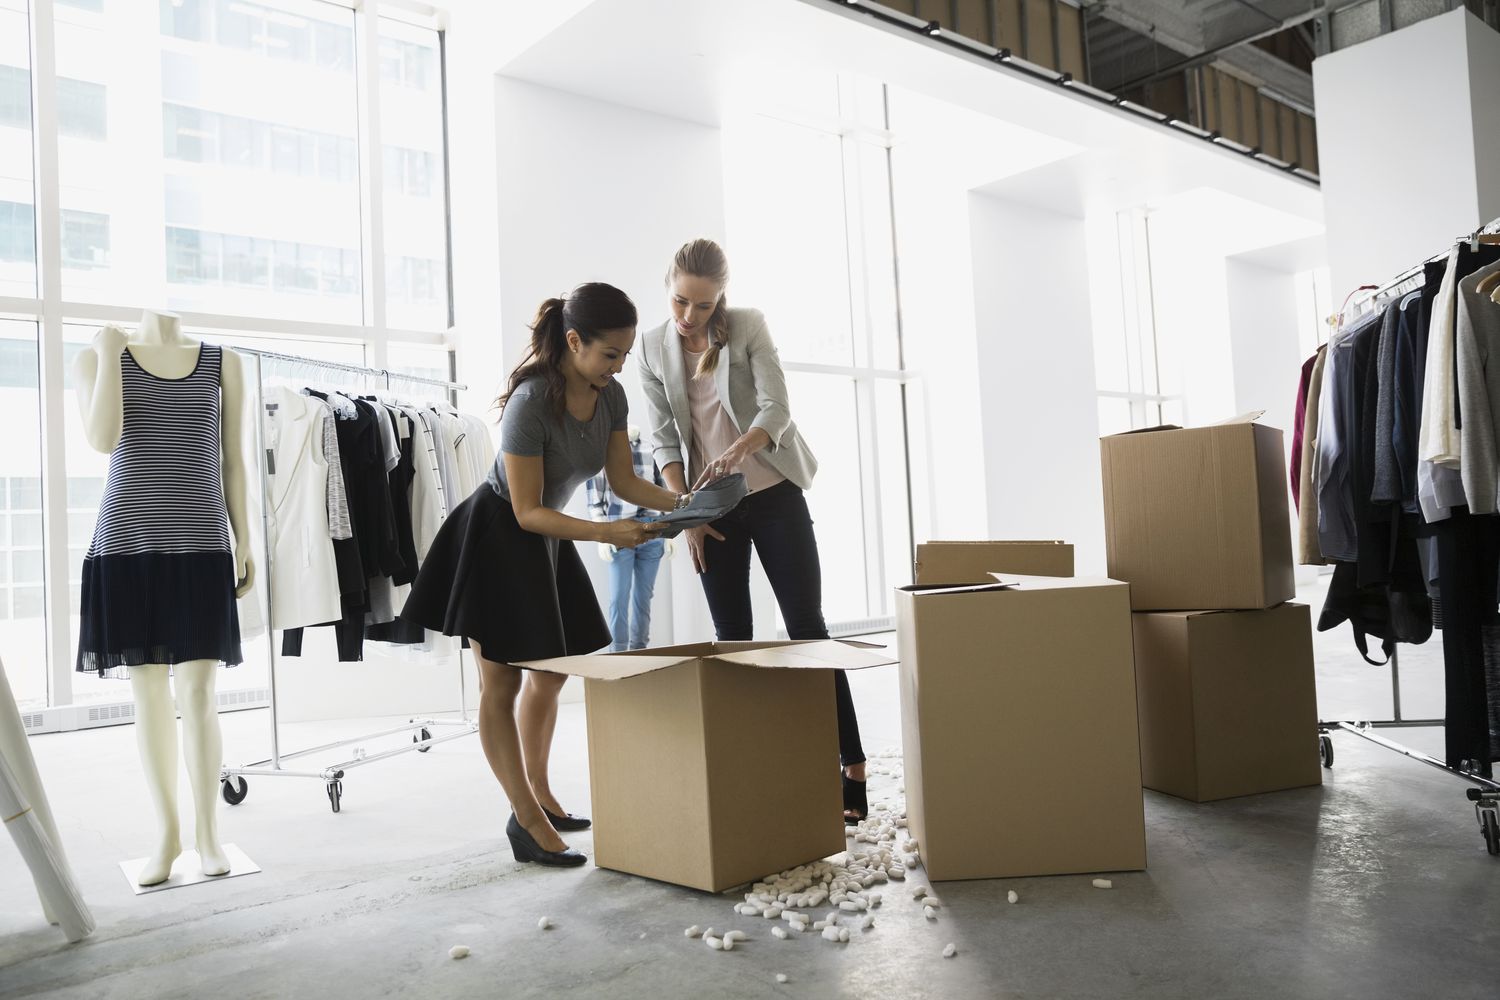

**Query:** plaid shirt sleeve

left=585, top=474, right=613, bottom=520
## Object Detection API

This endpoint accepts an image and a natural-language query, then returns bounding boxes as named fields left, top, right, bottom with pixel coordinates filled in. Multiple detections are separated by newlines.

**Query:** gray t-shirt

left=486, top=376, right=628, bottom=510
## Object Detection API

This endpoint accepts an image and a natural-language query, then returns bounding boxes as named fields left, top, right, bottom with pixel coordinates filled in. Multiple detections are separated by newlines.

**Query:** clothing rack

left=1315, top=220, right=1500, bottom=856
left=218, top=348, right=477, bottom=814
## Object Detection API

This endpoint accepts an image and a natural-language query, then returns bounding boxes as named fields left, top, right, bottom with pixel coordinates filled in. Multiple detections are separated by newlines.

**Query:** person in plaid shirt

left=586, top=427, right=669, bottom=650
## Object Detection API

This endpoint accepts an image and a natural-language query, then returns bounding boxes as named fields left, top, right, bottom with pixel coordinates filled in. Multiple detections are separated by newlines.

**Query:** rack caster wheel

left=1320, top=735, right=1334, bottom=769
left=414, top=727, right=433, bottom=753
left=221, top=776, right=248, bottom=805
left=1480, top=809, right=1499, bottom=856
left=327, top=780, right=344, bottom=814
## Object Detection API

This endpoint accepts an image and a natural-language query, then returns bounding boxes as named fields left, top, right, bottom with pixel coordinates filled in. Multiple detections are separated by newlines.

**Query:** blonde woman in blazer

left=637, top=238, right=869, bottom=823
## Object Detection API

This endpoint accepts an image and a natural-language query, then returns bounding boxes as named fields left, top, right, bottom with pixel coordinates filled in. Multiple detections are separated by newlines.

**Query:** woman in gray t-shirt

left=402, top=283, right=682, bottom=868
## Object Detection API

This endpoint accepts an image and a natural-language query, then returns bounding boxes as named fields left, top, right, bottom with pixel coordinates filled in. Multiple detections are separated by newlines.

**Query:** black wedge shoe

left=507, top=813, right=587, bottom=867
left=543, top=807, right=592, bottom=832
left=842, top=772, right=868, bottom=826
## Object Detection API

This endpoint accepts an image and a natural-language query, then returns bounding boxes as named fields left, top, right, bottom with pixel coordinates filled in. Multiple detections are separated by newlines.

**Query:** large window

left=721, top=75, right=917, bottom=631
left=1093, top=210, right=1185, bottom=435
left=7, top=0, right=452, bottom=717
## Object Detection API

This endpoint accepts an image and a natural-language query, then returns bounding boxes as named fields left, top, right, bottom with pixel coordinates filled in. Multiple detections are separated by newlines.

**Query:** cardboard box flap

left=901, top=575, right=1124, bottom=598
left=516, top=652, right=704, bottom=680
left=708, top=640, right=897, bottom=671
left=1208, top=410, right=1265, bottom=426
left=1111, top=424, right=1183, bottom=436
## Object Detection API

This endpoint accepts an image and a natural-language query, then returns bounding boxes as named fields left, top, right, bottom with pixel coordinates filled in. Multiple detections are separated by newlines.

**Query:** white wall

left=1225, top=259, right=1304, bottom=441
left=493, top=78, right=731, bottom=652
left=968, top=193, right=1107, bottom=574
left=1313, top=9, right=1495, bottom=296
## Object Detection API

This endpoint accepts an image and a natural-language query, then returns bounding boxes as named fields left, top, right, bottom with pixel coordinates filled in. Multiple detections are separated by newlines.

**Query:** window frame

left=3, top=0, right=452, bottom=712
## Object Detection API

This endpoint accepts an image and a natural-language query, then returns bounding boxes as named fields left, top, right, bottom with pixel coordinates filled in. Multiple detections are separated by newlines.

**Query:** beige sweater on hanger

left=1298, top=345, right=1329, bottom=566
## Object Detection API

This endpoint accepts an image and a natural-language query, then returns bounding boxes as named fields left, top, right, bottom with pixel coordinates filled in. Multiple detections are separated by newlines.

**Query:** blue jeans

left=608, top=537, right=665, bottom=651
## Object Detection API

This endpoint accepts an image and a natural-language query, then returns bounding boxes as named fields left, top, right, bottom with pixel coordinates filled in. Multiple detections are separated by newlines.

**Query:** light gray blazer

left=637, top=307, right=818, bottom=490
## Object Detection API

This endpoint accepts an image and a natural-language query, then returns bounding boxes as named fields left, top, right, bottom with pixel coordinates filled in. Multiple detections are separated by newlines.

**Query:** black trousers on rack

left=1434, top=511, right=1500, bottom=770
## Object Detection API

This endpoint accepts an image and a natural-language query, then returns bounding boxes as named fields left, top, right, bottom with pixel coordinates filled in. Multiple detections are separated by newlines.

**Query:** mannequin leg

left=174, top=659, right=230, bottom=876
left=471, top=642, right=568, bottom=853
left=519, top=669, right=571, bottom=818
left=128, top=665, right=183, bottom=886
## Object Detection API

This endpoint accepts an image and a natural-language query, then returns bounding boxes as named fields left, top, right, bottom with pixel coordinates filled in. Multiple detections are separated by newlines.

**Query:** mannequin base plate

left=119, top=844, right=260, bottom=895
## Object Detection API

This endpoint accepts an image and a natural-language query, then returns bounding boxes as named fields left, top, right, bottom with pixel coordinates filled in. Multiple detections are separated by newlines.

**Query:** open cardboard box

left=894, top=574, right=1146, bottom=881
left=915, top=540, right=1074, bottom=584
left=1100, top=412, right=1295, bottom=611
left=519, top=639, right=896, bottom=892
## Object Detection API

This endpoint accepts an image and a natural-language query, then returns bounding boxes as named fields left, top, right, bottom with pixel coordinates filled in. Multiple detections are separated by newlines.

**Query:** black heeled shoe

left=543, top=807, right=592, bottom=832
left=507, top=813, right=587, bottom=867
left=842, top=771, right=868, bottom=826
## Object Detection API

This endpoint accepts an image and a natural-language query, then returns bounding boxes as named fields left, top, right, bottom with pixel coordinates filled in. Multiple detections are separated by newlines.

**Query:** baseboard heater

left=20, top=687, right=271, bottom=736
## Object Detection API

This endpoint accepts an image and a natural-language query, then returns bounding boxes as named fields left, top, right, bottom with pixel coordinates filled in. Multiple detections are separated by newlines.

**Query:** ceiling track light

left=992, top=47, right=1013, bottom=62
left=1057, top=72, right=1073, bottom=86
left=923, top=20, right=941, bottom=35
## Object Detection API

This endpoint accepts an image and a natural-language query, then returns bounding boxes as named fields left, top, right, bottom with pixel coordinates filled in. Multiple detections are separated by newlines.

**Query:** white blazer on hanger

left=263, top=386, right=342, bottom=630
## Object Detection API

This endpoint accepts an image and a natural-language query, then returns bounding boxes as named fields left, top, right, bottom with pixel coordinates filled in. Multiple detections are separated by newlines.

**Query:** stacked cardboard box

left=1100, top=417, right=1321, bottom=802
left=896, top=547, right=1146, bottom=881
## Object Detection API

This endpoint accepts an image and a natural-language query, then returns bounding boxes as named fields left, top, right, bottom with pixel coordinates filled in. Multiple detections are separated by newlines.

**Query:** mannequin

left=72, top=310, right=254, bottom=886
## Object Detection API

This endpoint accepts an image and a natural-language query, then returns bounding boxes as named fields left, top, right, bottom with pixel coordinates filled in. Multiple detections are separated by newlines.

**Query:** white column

left=1313, top=8, right=1500, bottom=296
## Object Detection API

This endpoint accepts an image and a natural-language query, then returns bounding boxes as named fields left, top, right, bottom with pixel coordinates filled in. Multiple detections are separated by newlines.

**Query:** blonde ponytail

left=667, top=238, right=730, bottom=380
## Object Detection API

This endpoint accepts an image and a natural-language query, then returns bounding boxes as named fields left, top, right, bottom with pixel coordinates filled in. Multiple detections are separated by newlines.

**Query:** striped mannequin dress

left=76, top=343, right=243, bottom=678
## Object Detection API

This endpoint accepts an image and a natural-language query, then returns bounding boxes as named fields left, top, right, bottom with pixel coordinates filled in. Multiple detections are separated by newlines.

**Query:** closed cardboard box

left=1100, top=417, right=1295, bottom=610
left=520, top=639, right=895, bottom=892
left=914, top=540, right=1074, bottom=584
left=895, top=575, right=1146, bottom=881
left=1132, top=603, right=1322, bottom=802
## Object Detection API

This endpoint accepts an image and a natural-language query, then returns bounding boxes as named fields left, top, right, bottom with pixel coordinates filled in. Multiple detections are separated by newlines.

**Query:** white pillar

left=1313, top=8, right=1500, bottom=296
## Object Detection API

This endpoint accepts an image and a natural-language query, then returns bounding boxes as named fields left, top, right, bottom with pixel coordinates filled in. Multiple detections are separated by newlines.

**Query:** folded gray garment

left=643, top=474, right=747, bottom=537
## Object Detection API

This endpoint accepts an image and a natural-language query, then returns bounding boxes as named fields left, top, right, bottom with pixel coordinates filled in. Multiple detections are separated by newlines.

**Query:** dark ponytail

left=496, top=282, right=638, bottom=420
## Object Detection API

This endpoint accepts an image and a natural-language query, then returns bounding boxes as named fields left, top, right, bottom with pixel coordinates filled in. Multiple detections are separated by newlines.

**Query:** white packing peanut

left=537, top=917, right=552, bottom=931
left=776, top=974, right=789, bottom=984
left=870, top=893, right=883, bottom=907
left=812, top=920, right=828, bottom=931
left=448, top=945, right=470, bottom=960
left=860, top=914, right=876, bottom=930
left=943, top=943, right=957, bottom=958
left=924, top=906, right=937, bottom=920
left=764, top=906, right=783, bottom=919
left=924, top=896, right=943, bottom=908
left=789, top=923, right=806, bottom=934
left=723, top=938, right=736, bottom=952
left=912, top=886, right=929, bottom=900
left=706, top=937, right=724, bottom=951
left=839, top=928, right=850, bottom=943
left=1093, top=878, right=1113, bottom=889
left=725, top=931, right=747, bottom=943
left=685, top=925, right=703, bottom=938
left=1007, top=891, right=1019, bottom=905
left=704, top=928, right=716, bottom=939
left=772, top=927, right=788, bottom=940
left=821, top=926, right=843, bottom=942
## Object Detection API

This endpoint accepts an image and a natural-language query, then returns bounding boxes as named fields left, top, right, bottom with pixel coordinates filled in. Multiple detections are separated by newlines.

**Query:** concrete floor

left=3, top=582, right=1499, bottom=1000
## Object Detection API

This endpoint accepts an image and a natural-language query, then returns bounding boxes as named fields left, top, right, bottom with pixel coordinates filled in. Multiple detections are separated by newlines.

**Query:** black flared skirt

left=76, top=550, right=244, bottom=678
left=400, top=485, right=609, bottom=663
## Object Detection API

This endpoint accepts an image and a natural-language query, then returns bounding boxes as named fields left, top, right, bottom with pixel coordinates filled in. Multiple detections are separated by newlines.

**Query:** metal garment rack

left=1317, top=220, right=1500, bottom=856
left=218, top=347, right=477, bottom=814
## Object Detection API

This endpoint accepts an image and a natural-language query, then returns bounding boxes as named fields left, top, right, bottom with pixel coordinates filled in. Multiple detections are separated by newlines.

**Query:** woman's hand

left=599, top=519, right=661, bottom=550
left=684, top=523, right=726, bottom=573
left=694, top=443, right=750, bottom=490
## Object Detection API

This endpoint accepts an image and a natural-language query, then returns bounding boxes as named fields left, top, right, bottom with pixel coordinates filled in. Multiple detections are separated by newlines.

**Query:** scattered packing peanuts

left=725, top=931, right=747, bottom=943
left=685, top=925, right=703, bottom=938
left=537, top=917, right=553, bottom=931
left=923, top=906, right=937, bottom=920
left=1092, top=878, right=1113, bottom=890
left=776, top=974, right=789, bottom=984
left=788, top=922, right=806, bottom=934
left=923, top=896, right=942, bottom=908
left=1007, top=891, right=1019, bottom=905
left=812, top=920, right=829, bottom=932
left=821, top=926, right=842, bottom=942
left=723, top=938, right=736, bottom=952
left=448, top=945, right=470, bottom=960
left=706, top=936, right=724, bottom=951
left=704, top=928, right=716, bottom=939
left=772, top=926, right=789, bottom=940
left=860, top=914, right=876, bottom=930
left=943, top=943, right=957, bottom=958
left=912, top=886, right=929, bottom=900
left=764, top=906, right=783, bottom=919
left=839, top=928, right=850, bottom=943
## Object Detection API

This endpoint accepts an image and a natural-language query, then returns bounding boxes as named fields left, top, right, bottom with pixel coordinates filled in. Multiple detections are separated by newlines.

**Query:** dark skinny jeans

left=698, top=480, right=865, bottom=767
